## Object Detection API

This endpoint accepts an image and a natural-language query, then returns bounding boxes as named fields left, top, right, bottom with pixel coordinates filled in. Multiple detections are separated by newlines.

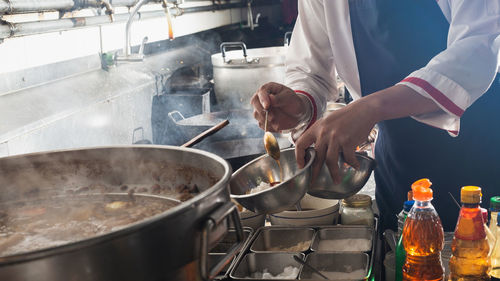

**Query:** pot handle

left=168, top=110, right=185, bottom=123
left=220, top=42, right=248, bottom=63
left=199, top=201, right=244, bottom=281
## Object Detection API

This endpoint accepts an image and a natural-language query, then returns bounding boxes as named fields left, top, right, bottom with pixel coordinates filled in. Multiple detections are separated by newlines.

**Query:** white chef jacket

left=286, top=0, right=500, bottom=136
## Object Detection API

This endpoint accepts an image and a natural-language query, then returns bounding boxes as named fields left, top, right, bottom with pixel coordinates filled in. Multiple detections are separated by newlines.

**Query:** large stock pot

left=211, top=42, right=286, bottom=110
left=0, top=146, right=243, bottom=281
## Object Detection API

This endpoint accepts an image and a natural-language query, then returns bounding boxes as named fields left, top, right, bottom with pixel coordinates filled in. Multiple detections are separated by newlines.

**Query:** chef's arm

left=357, top=84, right=442, bottom=123
left=398, top=0, right=500, bottom=136
left=285, top=0, right=338, bottom=123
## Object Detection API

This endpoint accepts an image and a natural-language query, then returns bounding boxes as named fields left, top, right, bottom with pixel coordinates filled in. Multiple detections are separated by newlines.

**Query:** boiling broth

left=0, top=194, right=178, bottom=257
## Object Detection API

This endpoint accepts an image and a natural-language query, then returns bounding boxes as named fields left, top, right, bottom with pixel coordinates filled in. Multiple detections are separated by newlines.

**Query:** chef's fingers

left=325, top=144, right=341, bottom=185
left=311, top=141, right=327, bottom=183
left=256, top=83, right=276, bottom=110
left=342, top=148, right=360, bottom=170
left=295, top=130, right=316, bottom=168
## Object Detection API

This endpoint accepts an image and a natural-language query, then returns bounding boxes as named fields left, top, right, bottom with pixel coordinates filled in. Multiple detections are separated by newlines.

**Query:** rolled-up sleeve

left=285, top=0, right=338, bottom=123
left=398, top=0, right=500, bottom=136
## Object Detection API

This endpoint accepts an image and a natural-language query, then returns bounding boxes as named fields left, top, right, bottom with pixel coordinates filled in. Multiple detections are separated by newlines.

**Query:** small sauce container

left=340, top=194, right=374, bottom=226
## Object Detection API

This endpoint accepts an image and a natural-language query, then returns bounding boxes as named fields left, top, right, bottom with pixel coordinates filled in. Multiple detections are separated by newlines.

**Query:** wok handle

left=167, top=110, right=185, bottom=123
left=220, top=42, right=247, bottom=63
left=199, top=201, right=244, bottom=281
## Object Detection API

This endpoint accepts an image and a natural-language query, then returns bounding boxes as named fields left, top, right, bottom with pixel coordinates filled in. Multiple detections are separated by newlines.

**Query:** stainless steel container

left=311, top=226, right=373, bottom=253
left=211, top=42, right=286, bottom=110
left=0, top=146, right=243, bottom=281
left=230, top=253, right=304, bottom=280
left=250, top=227, right=314, bottom=253
left=299, top=252, right=370, bottom=280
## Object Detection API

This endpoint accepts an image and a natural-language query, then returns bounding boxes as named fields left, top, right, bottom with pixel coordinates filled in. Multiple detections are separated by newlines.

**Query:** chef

left=251, top=0, right=500, bottom=231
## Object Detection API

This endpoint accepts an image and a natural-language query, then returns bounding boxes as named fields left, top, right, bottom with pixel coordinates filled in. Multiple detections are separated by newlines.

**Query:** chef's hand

left=295, top=100, right=376, bottom=184
left=251, top=82, right=310, bottom=132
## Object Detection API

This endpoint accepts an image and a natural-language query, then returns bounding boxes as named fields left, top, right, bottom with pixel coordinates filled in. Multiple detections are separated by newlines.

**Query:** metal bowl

left=307, top=152, right=376, bottom=199
left=230, top=148, right=315, bottom=214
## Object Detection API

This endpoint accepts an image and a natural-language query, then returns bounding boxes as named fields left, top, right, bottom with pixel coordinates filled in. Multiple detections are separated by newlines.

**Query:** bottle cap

left=481, top=208, right=488, bottom=224
left=342, top=194, right=372, bottom=208
left=491, top=196, right=500, bottom=212
left=411, top=179, right=433, bottom=201
left=497, top=212, right=500, bottom=226
left=407, top=190, right=413, bottom=201
left=403, top=200, right=415, bottom=212
left=461, top=186, right=482, bottom=204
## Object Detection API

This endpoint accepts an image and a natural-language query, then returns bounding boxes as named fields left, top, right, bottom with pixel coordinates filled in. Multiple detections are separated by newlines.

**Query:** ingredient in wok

left=0, top=194, right=178, bottom=257
left=246, top=181, right=281, bottom=195
left=251, top=266, right=299, bottom=279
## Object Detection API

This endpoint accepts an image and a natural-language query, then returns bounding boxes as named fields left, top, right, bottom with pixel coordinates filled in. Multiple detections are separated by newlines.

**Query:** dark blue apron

left=348, top=0, right=500, bottom=231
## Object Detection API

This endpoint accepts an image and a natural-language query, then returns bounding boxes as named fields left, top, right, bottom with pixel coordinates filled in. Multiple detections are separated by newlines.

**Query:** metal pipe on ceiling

left=0, top=0, right=150, bottom=15
left=0, top=0, right=279, bottom=40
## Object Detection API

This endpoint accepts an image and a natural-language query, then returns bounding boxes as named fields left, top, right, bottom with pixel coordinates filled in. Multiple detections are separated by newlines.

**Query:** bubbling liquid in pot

left=0, top=194, right=179, bottom=257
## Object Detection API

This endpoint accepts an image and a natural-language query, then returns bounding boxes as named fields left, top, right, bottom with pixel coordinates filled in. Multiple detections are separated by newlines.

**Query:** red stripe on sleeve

left=295, top=90, right=317, bottom=129
left=401, top=77, right=465, bottom=117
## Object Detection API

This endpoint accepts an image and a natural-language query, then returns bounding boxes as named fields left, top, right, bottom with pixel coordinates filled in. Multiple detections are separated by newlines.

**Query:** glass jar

left=340, top=194, right=374, bottom=226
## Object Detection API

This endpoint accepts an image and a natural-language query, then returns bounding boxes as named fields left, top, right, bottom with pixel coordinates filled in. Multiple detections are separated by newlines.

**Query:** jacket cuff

left=398, top=69, right=469, bottom=136
left=288, top=90, right=318, bottom=142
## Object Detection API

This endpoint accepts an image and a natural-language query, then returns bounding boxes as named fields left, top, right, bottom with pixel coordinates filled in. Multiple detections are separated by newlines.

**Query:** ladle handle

left=181, top=120, right=229, bottom=148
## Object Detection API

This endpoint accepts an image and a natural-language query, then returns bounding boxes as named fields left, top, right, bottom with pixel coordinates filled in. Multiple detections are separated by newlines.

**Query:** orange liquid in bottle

left=448, top=198, right=490, bottom=280
left=402, top=179, right=444, bottom=281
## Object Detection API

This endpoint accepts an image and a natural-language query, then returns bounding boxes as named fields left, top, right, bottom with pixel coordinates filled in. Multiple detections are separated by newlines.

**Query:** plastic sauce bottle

left=402, top=179, right=444, bottom=281
left=396, top=200, right=415, bottom=281
left=490, top=212, right=500, bottom=280
left=490, top=197, right=500, bottom=239
left=448, top=186, right=490, bottom=281
left=482, top=208, right=496, bottom=253
left=398, top=191, right=415, bottom=239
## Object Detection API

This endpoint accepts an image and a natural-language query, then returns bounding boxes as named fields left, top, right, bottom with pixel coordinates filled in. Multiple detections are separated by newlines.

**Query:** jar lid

left=461, top=186, right=482, bottom=204
left=342, top=194, right=372, bottom=208
left=491, top=196, right=500, bottom=211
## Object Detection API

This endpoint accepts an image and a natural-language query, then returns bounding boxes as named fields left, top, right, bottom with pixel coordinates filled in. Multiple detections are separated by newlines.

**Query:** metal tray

left=211, top=227, right=253, bottom=280
left=231, top=253, right=305, bottom=280
left=230, top=219, right=378, bottom=281
left=310, top=226, right=373, bottom=253
left=299, top=252, right=370, bottom=280
left=250, top=227, right=315, bottom=253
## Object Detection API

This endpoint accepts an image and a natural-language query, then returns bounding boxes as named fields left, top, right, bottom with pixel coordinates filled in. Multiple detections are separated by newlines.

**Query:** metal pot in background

left=211, top=42, right=286, bottom=110
left=0, top=146, right=243, bottom=281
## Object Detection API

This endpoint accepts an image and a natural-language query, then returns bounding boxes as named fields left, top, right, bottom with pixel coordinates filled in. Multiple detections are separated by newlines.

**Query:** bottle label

left=455, top=213, right=486, bottom=240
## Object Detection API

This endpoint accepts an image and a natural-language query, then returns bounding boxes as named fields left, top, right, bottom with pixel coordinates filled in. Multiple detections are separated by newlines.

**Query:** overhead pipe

left=0, top=0, right=142, bottom=15
left=0, top=0, right=279, bottom=41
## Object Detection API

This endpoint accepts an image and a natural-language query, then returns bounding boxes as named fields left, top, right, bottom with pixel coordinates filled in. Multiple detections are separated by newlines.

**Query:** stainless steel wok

left=0, top=145, right=243, bottom=281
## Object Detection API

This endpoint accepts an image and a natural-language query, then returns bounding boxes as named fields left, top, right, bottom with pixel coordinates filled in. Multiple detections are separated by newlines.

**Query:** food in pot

left=250, top=266, right=299, bottom=279
left=246, top=181, right=281, bottom=195
left=0, top=194, right=178, bottom=257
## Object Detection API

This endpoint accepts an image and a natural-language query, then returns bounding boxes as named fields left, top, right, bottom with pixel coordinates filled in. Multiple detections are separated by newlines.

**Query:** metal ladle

left=293, top=255, right=328, bottom=280
left=263, top=110, right=280, bottom=161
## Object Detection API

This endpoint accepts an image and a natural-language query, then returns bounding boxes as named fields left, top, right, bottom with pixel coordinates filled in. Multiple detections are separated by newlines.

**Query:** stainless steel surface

left=307, top=153, right=376, bottom=199
left=0, top=146, right=240, bottom=281
left=211, top=227, right=254, bottom=280
left=293, top=254, right=328, bottom=280
left=250, top=227, right=314, bottom=253
left=311, top=226, right=373, bottom=253
left=230, top=253, right=304, bottom=279
left=230, top=148, right=315, bottom=214
left=299, top=253, right=370, bottom=280
left=211, top=44, right=286, bottom=110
